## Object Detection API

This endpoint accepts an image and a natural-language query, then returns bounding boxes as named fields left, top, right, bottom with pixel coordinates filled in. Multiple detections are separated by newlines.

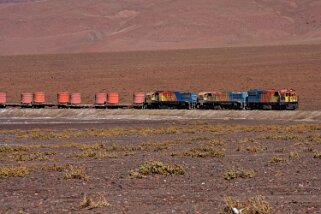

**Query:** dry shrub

left=173, top=138, right=225, bottom=158
left=307, top=135, right=321, bottom=143
left=224, top=167, right=255, bottom=180
left=246, top=145, right=263, bottom=153
left=190, top=136, right=210, bottom=141
left=63, top=165, right=89, bottom=180
left=130, top=161, right=184, bottom=178
left=207, top=139, right=225, bottom=146
left=313, top=152, right=321, bottom=158
left=222, top=195, right=271, bottom=214
left=270, top=156, right=287, bottom=163
left=67, top=150, right=117, bottom=159
left=40, top=164, right=65, bottom=172
left=174, top=146, right=225, bottom=158
left=303, top=147, right=314, bottom=153
left=265, top=135, right=303, bottom=140
left=80, top=193, right=109, bottom=210
left=0, top=145, right=30, bottom=153
left=140, top=141, right=169, bottom=151
left=0, top=165, right=30, bottom=178
left=14, top=151, right=55, bottom=162
left=289, top=151, right=300, bottom=159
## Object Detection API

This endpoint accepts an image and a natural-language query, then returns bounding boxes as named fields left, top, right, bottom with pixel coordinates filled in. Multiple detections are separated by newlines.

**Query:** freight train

left=0, top=89, right=298, bottom=110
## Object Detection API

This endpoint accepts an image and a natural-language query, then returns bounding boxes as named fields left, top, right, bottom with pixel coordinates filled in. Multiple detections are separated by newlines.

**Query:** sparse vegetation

left=265, top=135, right=303, bottom=140
left=130, top=161, right=185, bottom=178
left=40, top=164, right=65, bottom=172
left=246, top=145, right=263, bottom=153
left=0, top=122, right=319, bottom=212
left=63, top=165, right=89, bottom=180
left=13, top=151, right=55, bottom=162
left=313, top=152, right=321, bottom=158
left=303, top=147, right=314, bottom=153
left=224, top=167, right=256, bottom=180
left=270, top=156, right=287, bottom=163
left=222, top=195, right=271, bottom=214
left=66, top=150, right=117, bottom=159
left=172, top=139, right=225, bottom=158
left=0, top=165, right=30, bottom=178
left=80, top=193, right=109, bottom=210
left=289, top=151, right=299, bottom=159
left=2, top=124, right=320, bottom=141
left=173, top=146, right=225, bottom=158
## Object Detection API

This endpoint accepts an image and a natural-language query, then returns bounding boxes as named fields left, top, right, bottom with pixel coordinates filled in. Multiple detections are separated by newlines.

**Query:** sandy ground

left=0, top=119, right=320, bottom=213
left=0, top=44, right=321, bottom=110
left=1, top=109, right=321, bottom=123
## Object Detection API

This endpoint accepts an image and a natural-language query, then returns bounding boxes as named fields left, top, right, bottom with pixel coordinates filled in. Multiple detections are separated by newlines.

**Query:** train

left=0, top=89, right=299, bottom=110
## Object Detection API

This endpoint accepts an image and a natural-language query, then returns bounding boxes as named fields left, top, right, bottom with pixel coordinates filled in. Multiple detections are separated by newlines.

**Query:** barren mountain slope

left=0, top=0, right=321, bottom=55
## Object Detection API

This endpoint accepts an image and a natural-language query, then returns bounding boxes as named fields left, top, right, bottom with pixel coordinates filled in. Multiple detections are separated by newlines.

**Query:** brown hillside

left=0, top=0, right=321, bottom=55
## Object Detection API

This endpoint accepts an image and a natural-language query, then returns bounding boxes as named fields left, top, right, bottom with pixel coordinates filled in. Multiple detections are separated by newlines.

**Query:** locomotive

left=146, top=89, right=298, bottom=110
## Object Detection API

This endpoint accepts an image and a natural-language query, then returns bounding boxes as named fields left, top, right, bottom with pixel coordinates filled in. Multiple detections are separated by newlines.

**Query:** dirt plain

left=0, top=44, right=321, bottom=110
left=0, top=119, right=320, bottom=213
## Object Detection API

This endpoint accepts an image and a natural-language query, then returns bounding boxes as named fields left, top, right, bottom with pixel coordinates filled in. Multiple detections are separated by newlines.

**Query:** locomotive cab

left=278, top=89, right=298, bottom=110
left=279, top=89, right=298, bottom=103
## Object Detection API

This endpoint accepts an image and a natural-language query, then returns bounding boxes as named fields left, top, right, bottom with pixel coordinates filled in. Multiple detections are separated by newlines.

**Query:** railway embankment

left=0, top=109, right=321, bottom=122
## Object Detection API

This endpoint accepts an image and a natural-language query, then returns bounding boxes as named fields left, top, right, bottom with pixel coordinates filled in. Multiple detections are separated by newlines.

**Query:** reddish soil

left=0, top=119, right=320, bottom=213
left=1, top=0, right=321, bottom=55
left=0, top=44, right=320, bottom=110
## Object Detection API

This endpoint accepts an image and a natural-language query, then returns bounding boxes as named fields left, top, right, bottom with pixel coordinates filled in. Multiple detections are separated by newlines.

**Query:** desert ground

left=0, top=118, right=320, bottom=213
left=0, top=44, right=321, bottom=110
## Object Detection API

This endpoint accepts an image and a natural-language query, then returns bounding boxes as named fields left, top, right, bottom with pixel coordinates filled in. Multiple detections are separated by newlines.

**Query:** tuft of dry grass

left=0, top=145, right=30, bottom=153
left=140, top=141, right=169, bottom=151
left=173, top=146, right=225, bottom=158
left=224, top=167, right=255, bottom=180
left=13, top=151, right=55, bottom=162
left=265, top=135, right=303, bottom=140
left=129, top=161, right=185, bottom=178
left=270, top=156, right=288, bottom=163
left=246, top=145, right=263, bottom=153
left=0, top=165, right=30, bottom=178
left=303, top=147, right=314, bottom=153
left=289, top=151, right=300, bottom=159
left=307, top=135, right=321, bottom=144
left=66, top=150, right=117, bottom=159
left=313, top=152, right=321, bottom=158
left=63, top=165, right=89, bottom=180
left=190, top=136, right=210, bottom=141
left=40, top=164, right=65, bottom=172
left=207, top=139, right=225, bottom=146
left=221, top=195, right=271, bottom=214
left=80, top=193, right=109, bottom=210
